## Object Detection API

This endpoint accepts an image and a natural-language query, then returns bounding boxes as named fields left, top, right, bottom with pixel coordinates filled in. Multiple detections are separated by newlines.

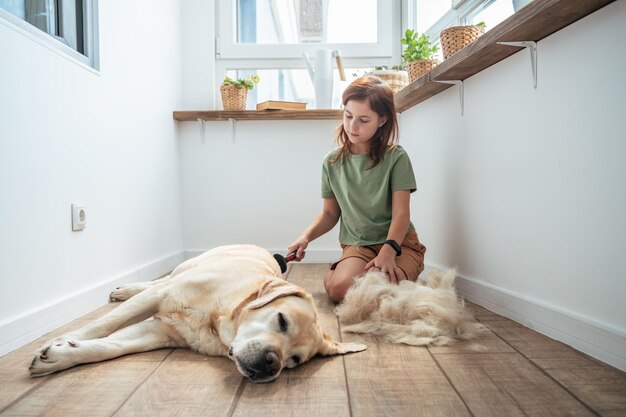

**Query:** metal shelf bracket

left=197, top=119, right=207, bottom=144
left=433, top=80, right=464, bottom=116
left=497, top=41, right=538, bottom=88
left=229, top=118, right=237, bottom=144
left=196, top=118, right=237, bottom=144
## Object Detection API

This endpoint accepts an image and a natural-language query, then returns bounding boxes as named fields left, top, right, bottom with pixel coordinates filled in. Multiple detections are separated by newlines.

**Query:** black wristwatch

left=384, top=239, right=402, bottom=257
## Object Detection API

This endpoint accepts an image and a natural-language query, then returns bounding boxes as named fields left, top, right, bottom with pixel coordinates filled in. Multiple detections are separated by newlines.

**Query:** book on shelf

left=256, top=100, right=307, bottom=110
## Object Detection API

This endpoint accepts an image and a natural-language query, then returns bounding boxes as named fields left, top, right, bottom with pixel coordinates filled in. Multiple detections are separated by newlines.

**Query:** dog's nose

left=265, top=350, right=280, bottom=373
left=240, top=349, right=282, bottom=382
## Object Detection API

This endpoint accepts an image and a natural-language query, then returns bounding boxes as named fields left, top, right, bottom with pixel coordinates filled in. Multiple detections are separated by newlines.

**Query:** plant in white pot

left=401, top=29, right=440, bottom=83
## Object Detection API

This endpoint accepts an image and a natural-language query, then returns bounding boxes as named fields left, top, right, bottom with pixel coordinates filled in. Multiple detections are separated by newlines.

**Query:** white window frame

left=418, top=0, right=504, bottom=41
left=0, top=0, right=99, bottom=70
left=215, top=0, right=402, bottom=76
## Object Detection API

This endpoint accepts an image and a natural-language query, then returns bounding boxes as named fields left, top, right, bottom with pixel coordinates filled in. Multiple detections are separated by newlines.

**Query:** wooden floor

left=1, top=264, right=625, bottom=417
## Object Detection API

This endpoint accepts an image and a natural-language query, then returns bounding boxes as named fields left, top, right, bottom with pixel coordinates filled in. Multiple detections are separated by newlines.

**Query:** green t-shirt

left=321, top=145, right=417, bottom=245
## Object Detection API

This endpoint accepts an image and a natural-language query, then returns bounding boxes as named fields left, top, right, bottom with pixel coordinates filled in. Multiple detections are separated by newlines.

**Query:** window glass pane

left=226, top=68, right=370, bottom=109
left=227, top=69, right=315, bottom=108
left=466, top=0, right=515, bottom=29
left=0, top=0, right=58, bottom=36
left=416, top=0, right=451, bottom=33
left=237, top=0, right=377, bottom=45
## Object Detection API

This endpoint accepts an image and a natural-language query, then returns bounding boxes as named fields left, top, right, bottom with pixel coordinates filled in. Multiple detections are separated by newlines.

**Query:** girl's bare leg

left=324, top=257, right=368, bottom=302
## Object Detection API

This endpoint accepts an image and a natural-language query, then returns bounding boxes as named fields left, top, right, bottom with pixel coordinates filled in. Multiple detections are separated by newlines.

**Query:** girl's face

left=343, top=99, right=387, bottom=154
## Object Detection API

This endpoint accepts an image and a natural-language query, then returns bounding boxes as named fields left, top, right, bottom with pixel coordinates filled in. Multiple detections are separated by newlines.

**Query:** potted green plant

left=366, top=65, right=409, bottom=94
left=220, top=74, right=260, bottom=110
left=401, top=29, right=440, bottom=82
left=440, top=22, right=486, bottom=60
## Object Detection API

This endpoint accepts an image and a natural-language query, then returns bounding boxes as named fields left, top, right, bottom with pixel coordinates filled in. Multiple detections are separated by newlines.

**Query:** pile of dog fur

left=335, top=269, right=486, bottom=346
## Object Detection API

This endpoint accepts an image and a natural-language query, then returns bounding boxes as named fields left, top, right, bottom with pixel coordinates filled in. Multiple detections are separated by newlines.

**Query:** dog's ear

left=317, top=332, right=367, bottom=356
left=248, top=279, right=311, bottom=310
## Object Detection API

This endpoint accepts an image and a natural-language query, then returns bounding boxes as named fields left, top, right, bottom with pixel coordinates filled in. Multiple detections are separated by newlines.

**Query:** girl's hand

left=364, top=249, right=404, bottom=284
left=287, top=238, right=309, bottom=261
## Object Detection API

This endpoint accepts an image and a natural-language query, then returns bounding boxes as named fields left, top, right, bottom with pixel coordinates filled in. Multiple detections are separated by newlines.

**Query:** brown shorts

left=330, top=229, right=427, bottom=281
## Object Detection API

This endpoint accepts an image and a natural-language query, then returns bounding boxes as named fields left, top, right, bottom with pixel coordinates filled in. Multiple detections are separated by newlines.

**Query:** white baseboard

left=185, top=248, right=342, bottom=264
left=0, top=252, right=186, bottom=357
left=430, top=264, right=626, bottom=372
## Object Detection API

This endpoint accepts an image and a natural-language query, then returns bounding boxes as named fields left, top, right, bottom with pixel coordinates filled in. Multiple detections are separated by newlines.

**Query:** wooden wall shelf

left=174, top=0, right=615, bottom=121
left=173, top=110, right=342, bottom=121
left=394, top=0, right=616, bottom=112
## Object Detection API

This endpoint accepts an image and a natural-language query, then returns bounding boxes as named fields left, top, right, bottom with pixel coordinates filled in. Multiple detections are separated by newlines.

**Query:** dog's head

left=228, top=278, right=366, bottom=383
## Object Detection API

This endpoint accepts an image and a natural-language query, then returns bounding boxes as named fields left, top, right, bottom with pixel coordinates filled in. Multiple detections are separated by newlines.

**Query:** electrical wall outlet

left=72, top=204, right=86, bottom=231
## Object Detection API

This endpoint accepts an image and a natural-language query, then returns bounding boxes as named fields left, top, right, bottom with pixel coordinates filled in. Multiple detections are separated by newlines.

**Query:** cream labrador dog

left=29, top=245, right=366, bottom=382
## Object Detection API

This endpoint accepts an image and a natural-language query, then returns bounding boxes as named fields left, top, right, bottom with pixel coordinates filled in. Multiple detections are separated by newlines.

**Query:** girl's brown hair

left=332, top=75, right=398, bottom=168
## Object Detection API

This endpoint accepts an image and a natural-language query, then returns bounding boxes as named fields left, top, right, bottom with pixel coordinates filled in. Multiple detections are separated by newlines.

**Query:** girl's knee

left=324, top=271, right=356, bottom=303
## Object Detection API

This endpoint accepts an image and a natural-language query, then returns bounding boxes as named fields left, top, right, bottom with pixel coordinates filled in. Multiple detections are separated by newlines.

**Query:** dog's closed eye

left=278, top=312, right=288, bottom=332
left=291, top=355, right=301, bottom=364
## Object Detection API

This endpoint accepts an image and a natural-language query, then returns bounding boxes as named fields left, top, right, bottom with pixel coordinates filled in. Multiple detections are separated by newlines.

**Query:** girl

left=288, top=76, right=426, bottom=302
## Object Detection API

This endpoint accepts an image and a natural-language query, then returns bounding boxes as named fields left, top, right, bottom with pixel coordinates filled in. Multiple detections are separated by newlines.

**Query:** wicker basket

left=440, top=25, right=485, bottom=59
left=369, top=70, right=409, bottom=94
left=220, top=84, right=248, bottom=110
left=405, top=60, right=438, bottom=83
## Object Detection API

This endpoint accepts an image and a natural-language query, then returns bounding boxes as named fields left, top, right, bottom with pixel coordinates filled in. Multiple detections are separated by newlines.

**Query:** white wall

left=405, top=0, right=626, bottom=329
left=404, top=0, right=626, bottom=367
left=178, top=1, right=625, bottom=369
left=0, top=0, right=184, bottom=353
left=179, top=119, right=341, bottom=258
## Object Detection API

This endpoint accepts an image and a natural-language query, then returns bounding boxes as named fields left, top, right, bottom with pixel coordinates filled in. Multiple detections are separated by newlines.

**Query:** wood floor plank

left=478, top=316, right=556, bottom=342
left=543, top=361, right=626, bottom=417
left=481, top=317, right=626, bottom=416
left=435, top=353, right=596, bottom=417
left=1, top=358, right=169, bottom=417
left=232, top=355, right=351, bottom=417
left=427, top=328, right=515, bottom=354
left=113, top=349, right=242, bottom=417
left=342, top=332, right=472, bottom=417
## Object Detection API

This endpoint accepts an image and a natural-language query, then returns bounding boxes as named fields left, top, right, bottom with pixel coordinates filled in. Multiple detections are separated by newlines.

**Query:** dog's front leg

left=68, top=286, right=166, bottom=341
left=33, top=287, right=166, bottom=367
left=29, top=319, right=179, bottom=377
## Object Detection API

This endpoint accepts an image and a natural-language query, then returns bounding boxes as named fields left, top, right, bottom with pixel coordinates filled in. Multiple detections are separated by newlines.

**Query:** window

left=218, top=0, right=395, bottom=59
left=465, top=0, right=515, bottom=29
left=236, top=0, right=378, bottom=45
left=416, top=0, right=451, bottom=33
left=0, top=0, right=99, bottom=69
left=226, top=67, right=362, bottom=109
left=407, top=0, right=519, bottom=61
left=216, top=1, right=519, bottom=109
left=216, top=0, right=401, bottom=109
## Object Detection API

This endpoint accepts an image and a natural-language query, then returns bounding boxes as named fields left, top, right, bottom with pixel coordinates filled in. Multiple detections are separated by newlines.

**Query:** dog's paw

left=109, top=284, right=136, bottom=301
left=29, top=340, right=80, bottom=377
left=110, top=282, right=151, bottom=301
